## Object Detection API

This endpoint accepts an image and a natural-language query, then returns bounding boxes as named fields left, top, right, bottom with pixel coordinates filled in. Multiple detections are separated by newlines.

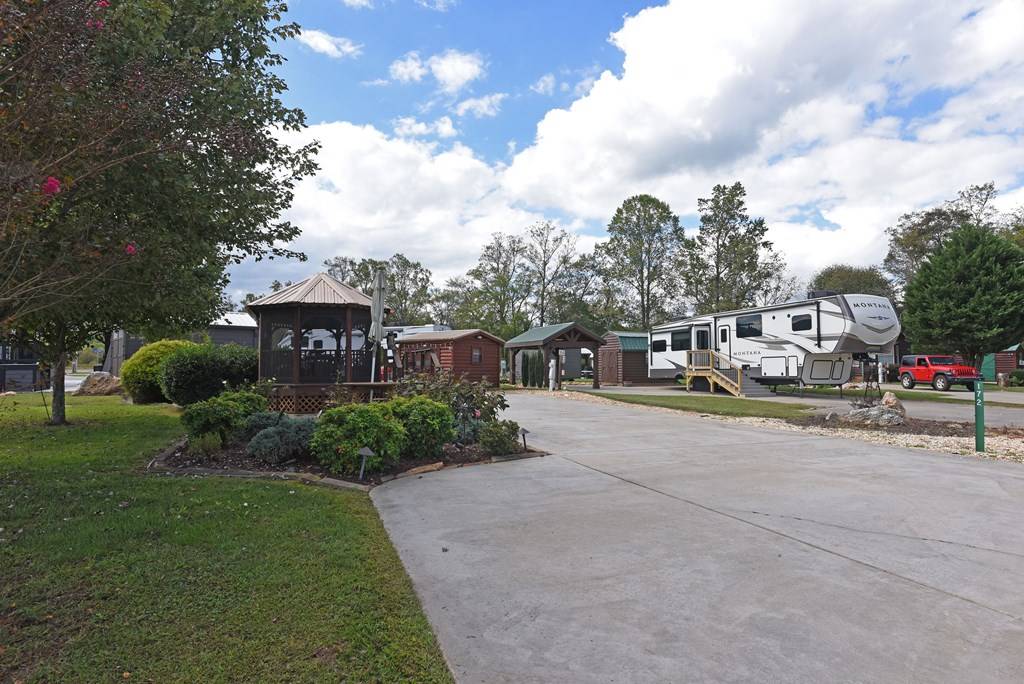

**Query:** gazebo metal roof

left=245, top=272, right=373, bottom=310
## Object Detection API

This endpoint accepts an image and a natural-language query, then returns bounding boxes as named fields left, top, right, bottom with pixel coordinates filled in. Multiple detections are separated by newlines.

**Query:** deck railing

left=685, top=349, right=742, bottom=396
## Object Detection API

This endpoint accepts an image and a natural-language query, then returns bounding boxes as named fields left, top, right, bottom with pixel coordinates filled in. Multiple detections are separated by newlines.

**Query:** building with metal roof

left=598, top=331, right=650, bottom=386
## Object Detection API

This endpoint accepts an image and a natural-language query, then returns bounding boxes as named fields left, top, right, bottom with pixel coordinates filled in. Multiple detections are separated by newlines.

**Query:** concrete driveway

left=373, top=393, right=1024, bottom=683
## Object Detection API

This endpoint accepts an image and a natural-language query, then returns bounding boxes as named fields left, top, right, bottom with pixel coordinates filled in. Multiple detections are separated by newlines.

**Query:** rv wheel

left=900, top=373, right=916, bottom=389
left=931, top=374, right=949, bottom=391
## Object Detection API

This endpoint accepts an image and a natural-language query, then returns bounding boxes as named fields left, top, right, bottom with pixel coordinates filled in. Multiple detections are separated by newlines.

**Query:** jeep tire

left=932, top=374, right=950, bottom=391
left=901, top=373, right=916, bottom=389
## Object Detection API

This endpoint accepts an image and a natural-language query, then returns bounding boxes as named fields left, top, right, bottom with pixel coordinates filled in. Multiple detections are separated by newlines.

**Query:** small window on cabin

left=652, top=339, right=667, bottom=353
left=471, top=347, right=482, bottom=365
left=671, top=331, right=691, bottom=352
left=791, top=314, right=812, bottom=332
left=736, top=314, right=762, bottom=338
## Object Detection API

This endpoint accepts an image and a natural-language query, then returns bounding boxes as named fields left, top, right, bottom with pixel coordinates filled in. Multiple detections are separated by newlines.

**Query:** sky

left=228, top=0, right=1024, bottom=301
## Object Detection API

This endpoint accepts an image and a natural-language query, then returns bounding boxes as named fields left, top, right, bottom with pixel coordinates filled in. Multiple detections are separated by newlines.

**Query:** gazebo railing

left=297, top=348, right=375, bottom=383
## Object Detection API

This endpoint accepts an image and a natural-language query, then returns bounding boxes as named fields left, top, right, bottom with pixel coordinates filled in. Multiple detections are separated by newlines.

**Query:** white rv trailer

left=649, top=294, right=900, bottom=387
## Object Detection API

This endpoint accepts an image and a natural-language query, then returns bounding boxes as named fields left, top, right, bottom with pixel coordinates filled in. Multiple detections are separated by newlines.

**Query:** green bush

left=1010, top=370, right=1024, bottom=387
left=158, top=345, right=225, bottom=405
left=311, top=403, right=406, bottom=476
left=218, top=343, right=259, bottom=388
left=246, top=418, right=315, bottom=465
left=180, top=390, right=268, bottom=447
left=121, top=339, right=194, bottom=403
left=158, top=343, right=259, bottom=406
left=388, top=396, right=456, bottom=459
left=479, top=419, right=522, bottom=456
left=393, top=371, right=508, bottom=443
left=240, top=411, right=287, bottom=440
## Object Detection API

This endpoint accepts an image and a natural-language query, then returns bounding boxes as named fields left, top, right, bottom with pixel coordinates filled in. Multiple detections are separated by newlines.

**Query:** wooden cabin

left=397, top=329, right=504, bottom=386
left=982, top=344, right=1023, bottom=381
left=598, top=331, right=649, bottom=386
left=246, top=272, right=385, bottom=412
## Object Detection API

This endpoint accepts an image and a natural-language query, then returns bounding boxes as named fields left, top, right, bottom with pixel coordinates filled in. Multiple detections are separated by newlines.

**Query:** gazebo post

left=592, top=345, right=600, bottom=389
left=345, top=307, right=353, bottom=383
left=292, top=306, right=301, bottom=384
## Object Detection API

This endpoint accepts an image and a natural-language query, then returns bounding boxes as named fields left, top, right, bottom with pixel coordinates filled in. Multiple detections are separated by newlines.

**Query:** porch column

left=592, top=346, right=600, bottom=389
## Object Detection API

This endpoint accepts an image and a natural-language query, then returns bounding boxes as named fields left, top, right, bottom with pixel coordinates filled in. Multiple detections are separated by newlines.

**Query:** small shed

left=598, top=331, right=649, bottom=386
left=982, top=344, right=1023, bottom=381
left=505, top=322, right=605, bottom=389
left=203, top=312, right=258, bottom=348
left=397, top=329, right=504, bottom=386
left=246, top=272, right=383, bottom=412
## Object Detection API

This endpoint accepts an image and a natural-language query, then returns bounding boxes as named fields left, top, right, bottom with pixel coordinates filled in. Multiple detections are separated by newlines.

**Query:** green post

left=974, top=381, right=985, bottom=452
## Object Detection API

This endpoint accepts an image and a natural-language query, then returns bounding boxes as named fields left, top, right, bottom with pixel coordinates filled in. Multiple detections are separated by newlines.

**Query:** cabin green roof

left=607, top=331, right=649, bottom=352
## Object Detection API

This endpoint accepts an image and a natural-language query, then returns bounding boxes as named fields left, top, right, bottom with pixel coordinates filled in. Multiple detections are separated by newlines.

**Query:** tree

left=523, top=221, right=576, bottom=326
left=903, top=225, right=1024, bottom=369
left=429, top=277, right=478, bottom=329
left=883, top=182, right=1007, bottom=295
left=323, top=254, right=432, bottom=325
left=808, top=264, right=895, bottom=300
left=599, top=194, right=682, bottom=329
left=465, top=233, right=532, bottom=340
left=5, top=0, right=319, bottom=424
left=546, top=253, right=626, bottom=334
left=752, top=256, right=802, bottom=307
left=678, top=182, right=779, bottom=315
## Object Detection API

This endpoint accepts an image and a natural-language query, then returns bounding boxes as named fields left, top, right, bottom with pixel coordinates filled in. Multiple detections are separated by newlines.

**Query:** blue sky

left=228, top=0, right=1024, bottom=301
left=279, top=0, right=651, bottom=161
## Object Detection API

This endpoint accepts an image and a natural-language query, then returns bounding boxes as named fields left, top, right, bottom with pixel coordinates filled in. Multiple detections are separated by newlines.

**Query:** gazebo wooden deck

left=246, top=272, right=385, bottom=413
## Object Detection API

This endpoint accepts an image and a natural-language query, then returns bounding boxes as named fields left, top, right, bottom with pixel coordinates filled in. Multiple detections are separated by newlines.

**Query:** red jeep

left=898, top=355, right=981, bottom=391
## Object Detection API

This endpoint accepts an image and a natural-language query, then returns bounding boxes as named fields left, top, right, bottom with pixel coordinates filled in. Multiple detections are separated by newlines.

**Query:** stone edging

left=146, top=439, right=545, bottom=491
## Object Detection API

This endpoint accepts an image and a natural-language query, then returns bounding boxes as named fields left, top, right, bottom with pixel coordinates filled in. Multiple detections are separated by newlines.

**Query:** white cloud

left=454, top=92, right=507, bottom=118
left=393, top=115, right=458, bottom=138
left=530, top=74, right=556, bottom=96
left=427, top=49, right=485, bottom=95
left=295, top=29, right=362, bottom=59
left=389, top=52, right=428, bottom=82
left=361, top=78, right=390, bottom=87
left=230, top=0, right=1024, bottom=298
left=341, top=0, right=374, bottom=7
left=415, top=0, right=457, bottom=10
left=504, top=0, right=1024, bottom=278
left=227, top=122, right=542, bottom=296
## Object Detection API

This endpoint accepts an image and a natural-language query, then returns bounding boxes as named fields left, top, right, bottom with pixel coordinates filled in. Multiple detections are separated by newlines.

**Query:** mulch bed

left=159, top=439, right=536, bottom=486
left=790, top=414, right=1024, bottom=439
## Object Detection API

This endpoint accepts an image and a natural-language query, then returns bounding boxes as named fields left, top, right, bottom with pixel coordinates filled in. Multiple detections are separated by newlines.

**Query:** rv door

left=718, top=325, right=731, bottom=363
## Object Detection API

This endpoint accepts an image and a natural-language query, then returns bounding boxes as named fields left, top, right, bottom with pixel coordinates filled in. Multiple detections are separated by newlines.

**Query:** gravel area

left=532, top=389, right=1024, bottom=463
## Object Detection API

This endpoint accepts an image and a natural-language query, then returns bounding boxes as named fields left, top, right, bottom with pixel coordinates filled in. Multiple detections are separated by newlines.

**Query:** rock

left=403, top=462, right=445, bottom=476
left=879, top=391, right=906, bottom=416
left=842, top=405, right=905, bottom=427
left=74, top=372, right=123, bottom=396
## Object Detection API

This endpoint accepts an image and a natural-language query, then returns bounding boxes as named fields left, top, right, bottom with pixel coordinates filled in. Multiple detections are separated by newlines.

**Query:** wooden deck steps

left=684, top=350, right=774, bottom=398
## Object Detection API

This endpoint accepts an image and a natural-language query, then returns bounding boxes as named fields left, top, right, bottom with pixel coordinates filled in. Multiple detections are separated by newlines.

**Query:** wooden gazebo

left=505, top=322, right=605, bottom=390
left=246, top=272, right=383, bottom=412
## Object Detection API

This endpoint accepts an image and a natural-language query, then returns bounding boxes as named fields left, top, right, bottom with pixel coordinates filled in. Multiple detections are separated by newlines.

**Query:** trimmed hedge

left=479, top=419, right=522, bottom=456
left=247, top=418, right=315, bottom=465
left=159, top=343, right=259, bottom=406
left=311, top=403, right=406, bottom=475
left=180, top=390, right=268, bottom=446
left=121, top=340, right=195, bottom=404
left=388, top=396, right=456, bottom=459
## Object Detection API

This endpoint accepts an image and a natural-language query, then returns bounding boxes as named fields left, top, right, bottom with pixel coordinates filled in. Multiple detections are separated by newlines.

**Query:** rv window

left=651, top=339, right=667, bottom=352
left=720, top=328, right=728, bottom=343
left=791, top=314, right=812, bottom=332
left=736, top=314, right=762, bottom=339
left=671, top=331, right=691, bottom=352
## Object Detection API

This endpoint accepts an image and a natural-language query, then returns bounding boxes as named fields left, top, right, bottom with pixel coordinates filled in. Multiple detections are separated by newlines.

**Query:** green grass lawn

left=598, top=392, right=813, bottom=420
left=0, top=396, right=450, bottom=683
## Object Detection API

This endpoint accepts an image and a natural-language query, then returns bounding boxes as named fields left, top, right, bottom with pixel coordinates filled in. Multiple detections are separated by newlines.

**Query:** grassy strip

left=0, top=396, right=451, bottom=683
left=781, top=385, right=1024, bottom=409
left=598, top=392, right=813, bottom=420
